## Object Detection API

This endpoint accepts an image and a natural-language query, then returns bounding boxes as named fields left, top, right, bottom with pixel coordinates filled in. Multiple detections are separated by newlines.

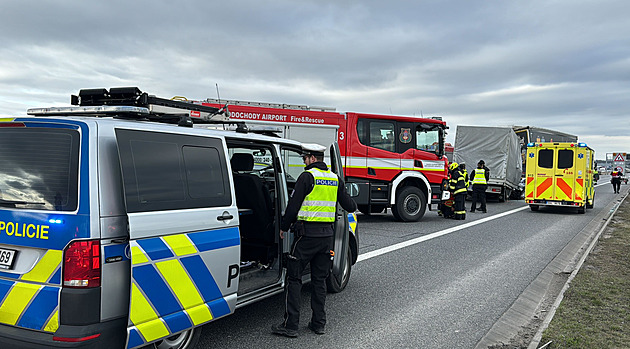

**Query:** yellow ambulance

left=525, top=142, right=595, bottom=213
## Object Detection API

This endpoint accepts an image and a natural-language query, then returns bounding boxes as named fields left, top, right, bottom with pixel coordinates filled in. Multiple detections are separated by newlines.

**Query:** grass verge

left=540, top=195, right=630, bottom=348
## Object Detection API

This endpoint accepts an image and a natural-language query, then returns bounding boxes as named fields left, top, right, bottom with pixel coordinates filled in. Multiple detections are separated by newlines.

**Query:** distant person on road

left=272, top=143, right=356, bottom=338
left=611, top=168, right=622, bottom=194
left=470, top=160, right=490, bottom=213
left=449, top=162, right=468, bottom=220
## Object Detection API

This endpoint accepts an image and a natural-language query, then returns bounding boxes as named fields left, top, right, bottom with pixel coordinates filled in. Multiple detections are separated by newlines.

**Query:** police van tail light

left=63, top=240, right=101, bottom=288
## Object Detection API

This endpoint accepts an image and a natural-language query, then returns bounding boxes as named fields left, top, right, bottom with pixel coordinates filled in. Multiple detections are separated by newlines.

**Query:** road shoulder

left=475, top=190, right=628, bottom=349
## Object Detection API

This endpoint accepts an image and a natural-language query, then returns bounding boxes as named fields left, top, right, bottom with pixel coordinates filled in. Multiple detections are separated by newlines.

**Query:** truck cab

left=0, top=87, right=358, bottom=349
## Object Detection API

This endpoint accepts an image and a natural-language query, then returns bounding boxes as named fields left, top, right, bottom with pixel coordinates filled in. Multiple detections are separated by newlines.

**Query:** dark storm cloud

left=1, top=0, right=629, bottom=156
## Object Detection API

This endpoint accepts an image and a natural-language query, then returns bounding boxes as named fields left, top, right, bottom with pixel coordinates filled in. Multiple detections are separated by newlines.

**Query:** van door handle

left=217, top=212, right=234, bottom=221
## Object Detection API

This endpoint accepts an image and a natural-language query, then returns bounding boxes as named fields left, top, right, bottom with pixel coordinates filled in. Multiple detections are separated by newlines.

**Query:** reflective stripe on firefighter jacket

left=297, top=168, right=339, bottom=222
left=472, top=168, right=488, bottom=185
left=450, top=170, right=469, bottom=195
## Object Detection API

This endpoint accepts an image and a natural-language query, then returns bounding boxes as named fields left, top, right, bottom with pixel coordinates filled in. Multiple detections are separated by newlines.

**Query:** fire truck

left=197, top=98, right=449, bottom=222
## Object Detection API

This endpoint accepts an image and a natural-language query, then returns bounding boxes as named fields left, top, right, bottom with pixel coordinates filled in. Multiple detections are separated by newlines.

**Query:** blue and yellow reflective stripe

left=155, top=259, right=212, bottom=325
left=127, top=228, right=237, bottom=348
left=130, top=283, right=169, bottom=343
left=0, top=283, right=60, bottom=332
left=348, top=213, right=358, bottom=234
left=0, top=249, right=62, bottom=333
left=0, top=282, right=41, bottom=325
left=131, top=245, right=149, bottom=265
left=162, top=234, right=197, bottom=257
left=21, top=250, right=62, bottom=283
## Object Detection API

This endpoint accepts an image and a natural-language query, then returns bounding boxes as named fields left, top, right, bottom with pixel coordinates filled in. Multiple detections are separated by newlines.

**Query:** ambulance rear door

left=115, top=128, right=239, bottom=348
left=531, top=146, right=555, bottom=201
left=553, top=146, right=576, bottom=202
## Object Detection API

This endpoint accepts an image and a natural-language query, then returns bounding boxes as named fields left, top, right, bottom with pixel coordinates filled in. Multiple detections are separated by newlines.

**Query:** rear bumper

left=0, top=317, right=126, bottom=349
left=526, top=199, right=585, bottom=207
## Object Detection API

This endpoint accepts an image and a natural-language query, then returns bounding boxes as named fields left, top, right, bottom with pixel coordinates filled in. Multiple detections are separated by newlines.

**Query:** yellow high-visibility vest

left=472, top=168, right=487, bottom=185
left=298, top=168, right=339, bottom=222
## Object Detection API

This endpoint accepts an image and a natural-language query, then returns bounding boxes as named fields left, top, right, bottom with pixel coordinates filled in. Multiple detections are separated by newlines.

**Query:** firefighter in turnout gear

left=449, top=162, right=469, bottom=220
left=272, top=144, right=356, bottom=338
left=470, top=160, right=490, bottom=213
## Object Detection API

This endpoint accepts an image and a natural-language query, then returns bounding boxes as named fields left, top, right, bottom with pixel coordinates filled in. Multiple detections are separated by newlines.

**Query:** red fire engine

left=197, top=98, right=449, bottom=222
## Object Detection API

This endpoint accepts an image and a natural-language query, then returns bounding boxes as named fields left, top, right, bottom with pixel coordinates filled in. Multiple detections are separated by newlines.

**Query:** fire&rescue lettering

left=0, top=221, right=49, bottom=240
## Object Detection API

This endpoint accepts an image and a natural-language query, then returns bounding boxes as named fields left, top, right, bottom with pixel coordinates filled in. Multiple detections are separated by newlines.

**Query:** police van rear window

left=0, top=128, right=79, bottom=211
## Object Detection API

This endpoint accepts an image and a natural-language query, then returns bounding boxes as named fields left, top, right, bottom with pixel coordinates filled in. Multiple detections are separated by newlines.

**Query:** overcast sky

left=1, top=0, right=628, bottom=159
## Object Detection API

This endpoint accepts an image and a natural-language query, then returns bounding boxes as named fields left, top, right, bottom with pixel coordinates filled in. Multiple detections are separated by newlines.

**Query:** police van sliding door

left=329, top=143, right=350, bottom=286
left=115, top=129, right=239, bottom=348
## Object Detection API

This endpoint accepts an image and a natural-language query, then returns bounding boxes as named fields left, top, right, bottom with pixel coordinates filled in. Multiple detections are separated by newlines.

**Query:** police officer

left=470, top=160, right=490, bottom=213
left=272, top=144, right=356, bottom=338
left=449, top=162, right=468, bottom=220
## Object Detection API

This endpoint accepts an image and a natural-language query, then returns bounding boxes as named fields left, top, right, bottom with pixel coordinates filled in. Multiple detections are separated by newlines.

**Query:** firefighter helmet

left=449, top=162, right=459, bottom=170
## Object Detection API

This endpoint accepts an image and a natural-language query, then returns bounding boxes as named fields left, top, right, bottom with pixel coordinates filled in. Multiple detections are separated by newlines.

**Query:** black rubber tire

left=392, top=186, right=426, bottom=222
left=530, top=205, right=539, bottom=211
left=577, top=205, right=586, bottom=214
left=327, top=247, right=352, bottom=293
left=146, top=326, right=201, bottom=349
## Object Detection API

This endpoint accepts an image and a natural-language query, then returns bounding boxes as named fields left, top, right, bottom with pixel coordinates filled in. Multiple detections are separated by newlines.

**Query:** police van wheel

left=147, top=327, right=201, bottom=349
left=393, top=186, right=426, bottom=222
left=327, top=248, right=352, bottom=293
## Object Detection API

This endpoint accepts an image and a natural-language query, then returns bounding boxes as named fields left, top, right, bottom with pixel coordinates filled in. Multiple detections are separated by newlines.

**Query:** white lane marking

left=357, top=181, right=609, bottom=263
left=357, top=206, right=530, bottom=262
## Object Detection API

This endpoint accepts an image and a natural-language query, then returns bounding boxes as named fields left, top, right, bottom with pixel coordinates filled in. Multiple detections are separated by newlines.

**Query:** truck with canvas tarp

left=453, top=125, right=523, bottom=201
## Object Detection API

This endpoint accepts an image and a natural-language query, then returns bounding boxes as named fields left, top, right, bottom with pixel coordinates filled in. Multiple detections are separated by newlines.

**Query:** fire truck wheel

left=393, top=186, right=426, bottom=222
left=327, top=247, right=352, bottom=293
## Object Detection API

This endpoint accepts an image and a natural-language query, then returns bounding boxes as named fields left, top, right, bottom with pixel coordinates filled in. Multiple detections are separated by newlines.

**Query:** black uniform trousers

left=283, top=234, right=333, bottom=331
left=471, top=184, right=487, bottom=211
left=453, top=192, right=466, bottom=220
left=612, top=178, right=621, bottom=193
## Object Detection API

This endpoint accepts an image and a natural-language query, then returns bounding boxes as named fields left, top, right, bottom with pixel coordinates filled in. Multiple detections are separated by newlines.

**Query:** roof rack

left=28, top=87, right=248, bottom=131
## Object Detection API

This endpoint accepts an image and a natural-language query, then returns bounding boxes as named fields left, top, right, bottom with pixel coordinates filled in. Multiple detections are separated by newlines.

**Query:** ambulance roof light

left=527, top=142, right=535, bottom=147
left=578, top=142, right=587, bottom=147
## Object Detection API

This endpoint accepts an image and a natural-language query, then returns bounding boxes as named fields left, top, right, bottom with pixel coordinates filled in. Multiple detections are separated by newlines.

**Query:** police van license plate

left=0, top=248, right=17, bottom=269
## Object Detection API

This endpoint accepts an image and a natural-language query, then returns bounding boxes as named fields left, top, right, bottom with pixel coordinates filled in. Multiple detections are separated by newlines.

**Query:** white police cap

left=301, top=143, right=326, bottom=156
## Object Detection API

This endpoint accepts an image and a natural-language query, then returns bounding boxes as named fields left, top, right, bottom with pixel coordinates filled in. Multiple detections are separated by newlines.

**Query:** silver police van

left=0, top=87, right=359, bottom=348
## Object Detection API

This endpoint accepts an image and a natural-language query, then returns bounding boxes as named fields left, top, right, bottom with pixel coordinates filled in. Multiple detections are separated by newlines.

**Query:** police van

left=524, top=142, right=595, bottom=213
left=0, top=87, right=359, bottom=348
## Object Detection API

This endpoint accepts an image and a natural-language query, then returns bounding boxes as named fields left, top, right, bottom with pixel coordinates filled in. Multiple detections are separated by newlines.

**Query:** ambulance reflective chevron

left=0, top=87, right=359, bottom=349
left=197, top=98, right=449, bottom=222
left=525, top=142, right=595, bottom=213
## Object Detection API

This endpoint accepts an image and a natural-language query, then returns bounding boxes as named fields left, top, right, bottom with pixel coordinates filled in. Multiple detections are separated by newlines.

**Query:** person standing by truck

left=470, top=160, right=490, bottom=213
left=272, top=144, right=357, bottom=338
left=449, top=162, right=468, bottom=220
left=611, top=168, right=622, bottom=193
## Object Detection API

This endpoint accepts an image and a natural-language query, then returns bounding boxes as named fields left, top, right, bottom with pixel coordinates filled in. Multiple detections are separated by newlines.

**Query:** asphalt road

left=195, top=177, right=622, bottom=349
